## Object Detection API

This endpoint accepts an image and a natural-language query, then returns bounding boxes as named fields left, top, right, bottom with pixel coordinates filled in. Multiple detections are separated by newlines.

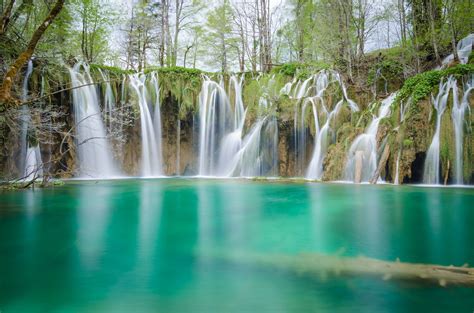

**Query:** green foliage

left=367, top=60, right=404, bottom=85
left=203, top=2, right=238, bottom=73
left=90, top=64, right=134, bottom=75
left=272, top=61, right=330, bottom=78
left=468, top=52, right=474, bottom=65
left=395, top=64, right=474, bottom=106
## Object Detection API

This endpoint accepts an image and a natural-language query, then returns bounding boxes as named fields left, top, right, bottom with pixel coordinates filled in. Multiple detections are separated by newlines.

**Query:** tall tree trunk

left=0, top=0, right=65, bottom=104
left=428, top=0, right=440, bottom=65
left=0, top=0, right=16, bottom=36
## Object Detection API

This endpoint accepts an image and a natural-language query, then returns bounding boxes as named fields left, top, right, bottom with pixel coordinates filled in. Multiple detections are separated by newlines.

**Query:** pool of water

left=0, top=179, right=473, bottom=312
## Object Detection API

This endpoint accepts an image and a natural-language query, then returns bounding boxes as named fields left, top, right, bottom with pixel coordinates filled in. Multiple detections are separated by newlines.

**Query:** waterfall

left=98, top=69, right=115, bottom=130
left=215, top=75, right=246, bottom=176
left=198, top=75, right=278, bottom=177
left=423, top=77, right=455, bottom=184
left=451, top=75, right=472, bottom=184
left=128, top=72, right=163, bottom=177
left=227, top=77, right=279, bottom=177
left=224, top=110, right=278, bottom=177
left=344, top=93, right=396, bottom=183
left=19, top=60, right=43, bottom=180
left=441, top=33, right=474, bottom=66
left=69, top=63, right=117, bottom=178
left=305, top=71, right=359, bottom=180
left=306, top=100, right=342, bottom=179
left=198, top=77, right=233, bottom=176
left=295, top=72, right=329, bottom=175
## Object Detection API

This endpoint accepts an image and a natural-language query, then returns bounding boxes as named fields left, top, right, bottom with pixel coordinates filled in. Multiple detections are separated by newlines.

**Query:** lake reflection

left=0, top=179, right=473, bottom=312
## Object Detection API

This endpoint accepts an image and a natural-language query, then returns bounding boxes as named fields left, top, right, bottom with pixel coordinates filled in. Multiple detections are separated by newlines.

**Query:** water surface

left=0, top=179, right=473, bottom=312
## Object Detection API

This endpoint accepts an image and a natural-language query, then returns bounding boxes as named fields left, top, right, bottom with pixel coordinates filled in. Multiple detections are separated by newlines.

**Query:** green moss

left=403, top=138, right=413, bottom=148
left=144, top=67, right=205, bottom=117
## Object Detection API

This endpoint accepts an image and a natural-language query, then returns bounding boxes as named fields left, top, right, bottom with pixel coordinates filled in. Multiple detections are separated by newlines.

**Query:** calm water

left=0, top=179, right=473, bottom=312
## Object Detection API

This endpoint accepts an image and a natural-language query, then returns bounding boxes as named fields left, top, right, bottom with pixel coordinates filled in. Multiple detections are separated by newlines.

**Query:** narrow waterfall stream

left=423, top=78, right=455, bottom=184
left=21, top=60, right=43, bottom=181
left=452, top=75, right=473, bottom=184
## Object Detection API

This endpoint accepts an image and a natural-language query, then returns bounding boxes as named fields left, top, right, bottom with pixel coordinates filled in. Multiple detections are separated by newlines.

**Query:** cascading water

left=98, top=69, right=115, bottom=130
left=441, top=33, right=474, bottom=66
left=423, top=77, right=455, bottom=184
left=452, top=75, right=473, bottom=184
left=216, top=75, right=246, bottom=176
left=344, top=93, right=397, bottom=183
left=198, top=77, right=233, bottom=176
left=20, top=60, right=43, bottom=180
left=69, top=63, right=117, bottom=178
left=198, top=75, right=278, bottom=177
left=128, top=72, right=163, bottom=176
left=305, top=71, right=359, bottom=179
left=293, top=72, right=330, bottom=175
left=225, top=98, right=278, bottom=177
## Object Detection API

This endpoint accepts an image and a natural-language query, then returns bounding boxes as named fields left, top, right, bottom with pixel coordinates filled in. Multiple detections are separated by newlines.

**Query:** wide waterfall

left=69, top=64, right=117, bottom=178
left=344, top=93, right=396, bottom=183
left=198, top=75, right=278, bottom=177
left=128, top=72, right=164, bottom=177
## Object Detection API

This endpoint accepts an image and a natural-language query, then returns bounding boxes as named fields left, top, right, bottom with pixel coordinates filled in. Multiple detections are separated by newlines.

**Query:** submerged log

left=217, top=252, right=474, bottom=287
left=354, top=151, right=364, bottom=183
left=370, top=144, right=390, bottom=184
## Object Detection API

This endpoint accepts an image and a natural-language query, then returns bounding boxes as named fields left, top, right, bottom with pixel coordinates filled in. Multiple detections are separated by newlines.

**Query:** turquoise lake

left=0, top=179, right=473, bottom=312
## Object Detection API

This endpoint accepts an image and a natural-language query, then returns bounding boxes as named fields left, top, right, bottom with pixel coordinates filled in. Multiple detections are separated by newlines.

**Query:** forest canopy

left=0, top=0, right=473, bottom=103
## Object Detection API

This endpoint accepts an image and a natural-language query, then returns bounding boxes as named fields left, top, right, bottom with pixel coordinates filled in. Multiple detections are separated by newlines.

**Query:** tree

left=204, top=0, right=237, bottom=73
left=0, top=0, right=65, bottom=104
left=70, top=0, right=114, bottom=63
left=170, top=0, right=203, bottom=66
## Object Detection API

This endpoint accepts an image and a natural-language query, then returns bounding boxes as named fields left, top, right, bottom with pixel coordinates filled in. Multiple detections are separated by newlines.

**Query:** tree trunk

left=0, top=0, right=65, bottom=104
left=370, top=144, right=390, bottom=184
left=444, top=160, right=450, bottom=185
left=427, top=0, right=441, bottom=65
left=0, top=0, right=16, bottom=36
left=354, top=151, right=363, bottom=184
